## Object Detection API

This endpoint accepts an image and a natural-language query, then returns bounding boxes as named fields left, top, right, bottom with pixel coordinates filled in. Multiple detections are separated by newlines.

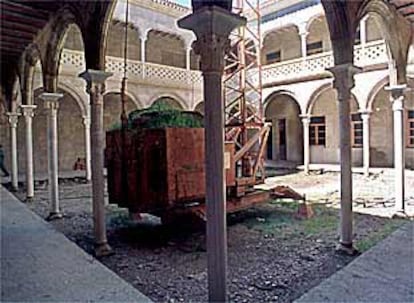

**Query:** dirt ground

left=6, top=170, right=410, bottom=303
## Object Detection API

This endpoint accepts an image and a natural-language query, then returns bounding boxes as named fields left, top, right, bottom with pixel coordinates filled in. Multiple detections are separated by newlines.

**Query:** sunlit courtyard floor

left=4, top=169, right=413, bottom=302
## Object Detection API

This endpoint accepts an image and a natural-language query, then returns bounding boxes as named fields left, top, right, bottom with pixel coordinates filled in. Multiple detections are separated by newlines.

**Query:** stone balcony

left=59, top=49, right=203, bottom=90
left=58, top=40, right=388, bottom=90
left=261, top=40, right=388, bottom=85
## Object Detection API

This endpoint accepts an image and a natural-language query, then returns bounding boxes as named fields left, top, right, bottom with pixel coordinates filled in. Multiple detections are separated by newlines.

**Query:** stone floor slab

left=0, top=186, right=151, bottom=302
left=295, top=221, right=414, bottom=303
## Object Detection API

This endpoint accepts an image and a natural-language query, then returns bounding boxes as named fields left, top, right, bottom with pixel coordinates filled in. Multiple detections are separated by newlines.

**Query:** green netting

left=109, top=103, right=204, bottom=130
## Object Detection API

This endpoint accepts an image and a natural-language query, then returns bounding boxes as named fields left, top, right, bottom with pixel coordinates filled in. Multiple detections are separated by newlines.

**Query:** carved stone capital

left=6, top=112, right=21, bottom=127
left=359, top=110, right=372, bottom=121
left=192, top=34, right=231, bottom=72
left=79, top=70, right=112, bottom=104
left=328, top=64, right=362, bottom=101
left=38, top=93, right=63, bottom=111
left=178, top=6, right=246, bottom=73
left=82, top=116, right=91, bottom=126
left=300, top=114, right=311, bottom=126
left=385, top=84, right=408, bottom=112
left=20, top=105, right=37, bottom=118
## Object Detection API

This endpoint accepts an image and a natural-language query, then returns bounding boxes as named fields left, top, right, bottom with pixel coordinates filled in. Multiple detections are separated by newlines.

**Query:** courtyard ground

left=5, top=169, right=413, bottom=303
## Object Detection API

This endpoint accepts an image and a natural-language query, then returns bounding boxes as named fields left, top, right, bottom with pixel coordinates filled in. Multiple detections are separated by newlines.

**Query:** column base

left=94, top=242, right=114, bottom=257
left=46, top=212, right=63, bottom=221
left=392, top=210, right=408, bottom=219
left=25, top=196, right=34, bottom=203
left=10, top=186, right=18, bottom=192
left=335, top=242, right=359, bottom=256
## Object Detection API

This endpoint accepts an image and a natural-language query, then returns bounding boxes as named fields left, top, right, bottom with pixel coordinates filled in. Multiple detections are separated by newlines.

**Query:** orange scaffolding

left=224, top=0, right=269, bottom=191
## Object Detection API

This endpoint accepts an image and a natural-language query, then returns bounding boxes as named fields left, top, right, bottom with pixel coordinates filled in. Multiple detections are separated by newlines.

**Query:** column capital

left=385, top=84, right=408, bottom=112
left=79, top=69, right=113, bottom=98
left=328, top=64, right=362, bottom=101
left=6, top=112, right=21, bottom=127
left=178, top=6, right=246, bottom=73
left=359, top=110, right=372, bottom=117
left=300, top=114, right=311, bottom=124
left=139, top=28, right=150, bottom=42
left=82, top=116, right=91, bottom=126
left=385, top=84, right=408, bottom=97
left=20, top=104, right=37, bottom=117
left=79, top=70, right=113, bottom=85
left=297, top=21, right=308, bottom=37
left=38, top=92, right=64, bottom=110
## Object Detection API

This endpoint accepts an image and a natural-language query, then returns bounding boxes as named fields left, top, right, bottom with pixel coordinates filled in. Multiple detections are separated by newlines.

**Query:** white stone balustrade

left=60, top=49, right=202, bottom=88
left=262, top=40, right=388, bottom=84
left=59, top=40, right=387, bottom=89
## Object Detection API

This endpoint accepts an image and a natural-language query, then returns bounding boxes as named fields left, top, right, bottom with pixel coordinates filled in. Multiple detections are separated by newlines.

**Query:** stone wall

left=310, top=89, right=361, bottom=165
left=265, top=94, right=303, bottom=163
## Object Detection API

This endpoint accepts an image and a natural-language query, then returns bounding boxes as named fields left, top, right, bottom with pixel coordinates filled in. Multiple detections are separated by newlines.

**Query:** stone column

left=385, top=84, right=407, bottom=217
left=360, top=110, right=371, bottom=176
left=79, top=69, right=113, bottom=257
left=82, top=115, right=92, bottom=181
left=300, top=115, right=311, bottom=174
left=6, top=112, right=20, bottom=191
left=359, top=16, right=368, bottom=45
left=39, top=93, right=64, bottom=220
left=299, top=29, right=308, bottom=58
left=140, top=33, right=148, bottom=79
left=186, top=46, right=192, bottom=70
left=329, top=64, right=361, bottom=255
left=179, top=7, right=245, bottom=302
left=140, top=36, right=147, bottom=64
left=20, top=105, right=37, bottom=201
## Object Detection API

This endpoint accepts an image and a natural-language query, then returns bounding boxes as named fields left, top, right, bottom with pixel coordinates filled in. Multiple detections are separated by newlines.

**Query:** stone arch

left=103, top=92, right=140, bottom=131
left=106, top=20, right=141, bottom=61
left=357, top=0, right=412, bottom=84
left=309, top=87, right=360, bottom=164
left=193, top=101, right=204, bottom=114
left=369, top=82, right=394, bottom=167
left=40, top=8, right=79, bottom=92
left=366, top=76, right=389, bottom=111
left=104, top=90, right=142, bottom=110
left=57, top=82, right=87, bottom=117
left=264, top=92, right=303, bottom=163
left=306, top=82, right=332, bottom=114
left=18, top=87, right=85, bottom=174
left=264, top=90, right=301, bottom=113
left=148, top=93, right=186, bottom=110
left=306, top=14, right=332, bottom=53
left=305, top=13, right=325, bottom=32
left=262, top=24, right=301, bottom=64
left=146, top=29, right=187, bottom=68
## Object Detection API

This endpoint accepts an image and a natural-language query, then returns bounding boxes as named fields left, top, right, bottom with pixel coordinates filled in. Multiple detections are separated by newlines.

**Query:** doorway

left=278, top=119, right=287, bottom=160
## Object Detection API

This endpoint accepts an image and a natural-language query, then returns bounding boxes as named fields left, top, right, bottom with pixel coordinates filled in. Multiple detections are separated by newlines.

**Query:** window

left=306, top=41, right=323, bottom=56
left=266, top=51, right=281, bottom=64
left=351, top=113, right=363, bottom=147
left=408, top=110, right=414, bottom=148
left=310, top=116, right=326, bottom=146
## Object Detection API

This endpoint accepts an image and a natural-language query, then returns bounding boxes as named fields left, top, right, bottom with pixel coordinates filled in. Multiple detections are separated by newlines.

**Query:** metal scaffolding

left=224, top=0, right=269, bottom=192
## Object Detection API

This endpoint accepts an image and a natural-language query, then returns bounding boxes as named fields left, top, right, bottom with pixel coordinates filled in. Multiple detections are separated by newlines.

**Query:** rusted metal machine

left=105, top=0, right=304, bottom=222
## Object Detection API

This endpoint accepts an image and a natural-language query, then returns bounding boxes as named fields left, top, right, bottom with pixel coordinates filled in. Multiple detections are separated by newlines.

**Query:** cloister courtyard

left=1, top=0, right=414, bottom=302
left=3, top=167, right=413, bottom=302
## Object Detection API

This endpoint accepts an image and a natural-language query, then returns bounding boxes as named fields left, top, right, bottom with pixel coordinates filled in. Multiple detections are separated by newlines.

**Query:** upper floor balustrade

left=261, top=40, right=388, bottom=85
left=58, top=39, right=388, bottom=89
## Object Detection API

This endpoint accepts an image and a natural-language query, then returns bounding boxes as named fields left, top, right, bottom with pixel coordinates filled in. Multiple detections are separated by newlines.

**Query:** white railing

left=60, top=49, right=202, bottom=86
left=60, top=40, right=387, bottom=88
left=262, top=40, right=388, bottom=84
